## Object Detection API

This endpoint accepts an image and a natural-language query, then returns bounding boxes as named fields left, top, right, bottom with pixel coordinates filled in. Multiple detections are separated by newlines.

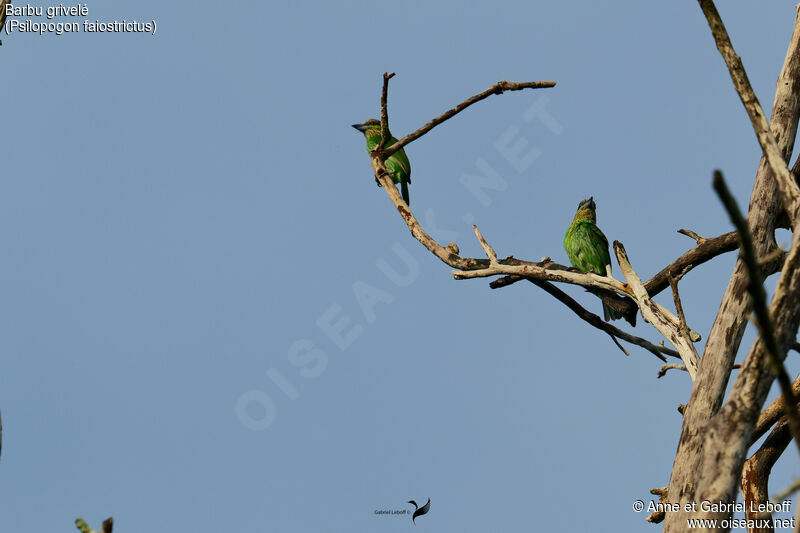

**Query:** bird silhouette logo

left=408, top=498, right=430, bottom=524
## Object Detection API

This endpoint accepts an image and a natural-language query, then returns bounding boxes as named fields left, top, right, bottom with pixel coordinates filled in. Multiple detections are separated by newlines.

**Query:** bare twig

left=607, top=333, right=630, bottom=356
left=669, top=272, right=693, bottom=346
left=378, top=79, right=557, bottom=159
left=472, top=225, right=498, bottom=264
left=377, top=72, right=395, bottom=153
left=658, top=364, right=688, bottom=378
left=713, top=170, right=800, bottom=457
left=647, top=487, right=669, bottom=523
left=658, top=362, right=744, bottom=380
left=678, top=228, right=705, bottom=244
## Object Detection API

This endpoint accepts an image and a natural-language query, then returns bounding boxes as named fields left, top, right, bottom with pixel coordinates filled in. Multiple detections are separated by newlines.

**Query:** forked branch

left=375, top=74, right=557, bottom=160
left=614, top=242, right=701, bottom=380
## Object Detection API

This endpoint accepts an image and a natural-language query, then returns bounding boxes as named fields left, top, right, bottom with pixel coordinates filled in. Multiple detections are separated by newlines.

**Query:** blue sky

left=2, top=1, right=800, bottom=531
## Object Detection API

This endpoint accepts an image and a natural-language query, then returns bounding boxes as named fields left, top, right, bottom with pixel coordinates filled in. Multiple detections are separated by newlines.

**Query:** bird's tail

left=401, top=180, right=410, bottom=206
left=603, top=301, right=623, bottom=322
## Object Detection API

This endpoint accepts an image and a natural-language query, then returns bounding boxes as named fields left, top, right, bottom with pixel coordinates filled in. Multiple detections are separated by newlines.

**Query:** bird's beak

left=352, top=123, right=367, bottom=132
left=589, top=196, right=594, bottom=202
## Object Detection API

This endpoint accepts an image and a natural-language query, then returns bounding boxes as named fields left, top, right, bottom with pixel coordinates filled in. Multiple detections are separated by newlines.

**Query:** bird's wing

left=419, top=498, right=431, bottom=513
left=387, top=137, right=411, bottom=183
left=565, top=221, right=611, bottom=275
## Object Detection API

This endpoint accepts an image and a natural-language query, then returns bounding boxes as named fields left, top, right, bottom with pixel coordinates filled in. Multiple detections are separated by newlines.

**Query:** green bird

left=564, top=197, right=623, bottom=321
left=352, top=119, right=411, bottom=205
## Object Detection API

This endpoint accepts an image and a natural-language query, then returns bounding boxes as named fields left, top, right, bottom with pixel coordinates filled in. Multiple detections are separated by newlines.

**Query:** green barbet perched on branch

left=563, top=197, right=623, bottom=321
left=352, top=119, right=411, bottom=205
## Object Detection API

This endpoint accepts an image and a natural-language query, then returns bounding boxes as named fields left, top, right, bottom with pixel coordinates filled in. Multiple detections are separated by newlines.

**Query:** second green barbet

left=352, top=119, right=411, bottom=205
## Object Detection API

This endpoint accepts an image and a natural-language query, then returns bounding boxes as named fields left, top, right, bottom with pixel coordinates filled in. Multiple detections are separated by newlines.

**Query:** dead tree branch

left=647, top=486, right=669, bottom=523
left=664, top=4, right=800, bottom=529
left=714, top=171, right=800, bottom=455
left=491, top=229, right=740, bottom=318
left=658, top=364, right=688, bottom=379
left=472, top=225, right=498, bottom=265
left=471, top=225, right=674, bottom=360
left=639, top=230, right=741, bottom=303
left=525, top=278, right=677, bottom=361
left=451, top=252, right=629, bottom=293
left=375, top=79, right=557, bottom=160
left=614, top=242, right=701, bottom=380
left=377, top=72, right=395, bottom=152
left=741, top=419, right=790, bottom=533
left=753, top=372, right=800, bottom=445
left=698, top=0, right=800, bottom=218
left=675, top=171, right=800, bottom=528
left=669, top=270, right=693, bottom=348
left=677, top=229, right=705, bottom=243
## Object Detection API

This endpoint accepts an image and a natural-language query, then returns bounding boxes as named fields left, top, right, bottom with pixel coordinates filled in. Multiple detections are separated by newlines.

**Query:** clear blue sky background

left=2, top=1, right=800, bottom=531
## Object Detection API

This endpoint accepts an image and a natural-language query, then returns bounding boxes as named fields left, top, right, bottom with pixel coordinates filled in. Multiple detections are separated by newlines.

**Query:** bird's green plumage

left=564, top=219, right=611, bottom=275
left=352, top=119, right=411, bottom=205
left=564, top=197, right=622, bottom=321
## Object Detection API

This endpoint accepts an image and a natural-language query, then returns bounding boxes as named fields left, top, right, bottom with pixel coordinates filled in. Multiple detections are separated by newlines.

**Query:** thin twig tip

left=712, top=169, right=724, bottom=188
